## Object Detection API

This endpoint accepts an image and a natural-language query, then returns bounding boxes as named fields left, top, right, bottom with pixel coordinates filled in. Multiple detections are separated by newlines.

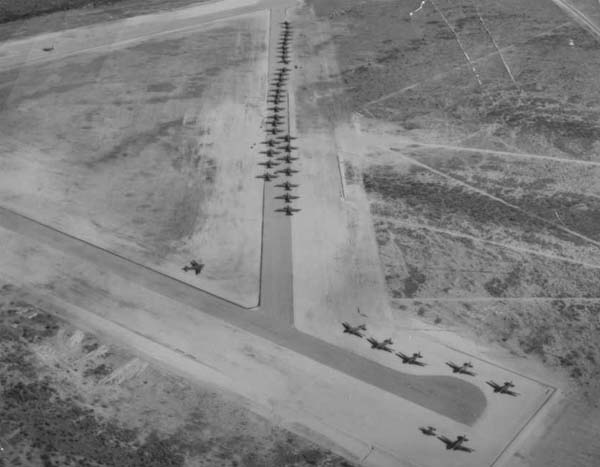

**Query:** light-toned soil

left=0, top=6, right=267, bottom=306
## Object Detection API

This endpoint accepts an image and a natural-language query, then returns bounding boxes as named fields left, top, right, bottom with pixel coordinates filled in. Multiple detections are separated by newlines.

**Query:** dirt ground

left=0, top=0, right=210, bottom=40
left=0, top=8, right=267, bottom=306
left=0, top=284, right=355, bottom=467
left=298, top=0, right=600, bottom=465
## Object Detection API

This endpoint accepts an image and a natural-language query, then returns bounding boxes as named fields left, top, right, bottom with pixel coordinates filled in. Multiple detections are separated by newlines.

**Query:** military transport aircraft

left=269, top=106, right=285, bottom=112
left=276, top=155, right=298, bottom=164
left=266, top=114, right=285, bottom=122
left=266, top=127, right=283, bottom=135
left=266, top=121, right=283, bottom=130
left=342, top=322, right=367, bottom=337
left=438, top=435, right=474, bottom=452
left=275, top=193, right=299, bottom=203
left=275, top=181, right=298, bottom=191
left=446, top=361, right=476, bottom=376
left=419, top=426, right=437, bottom=436
left=396, top=351, right=426, bottom=366
left=486, top=381, right=519, bottom=396
left=258, top=160, right=280, bottom=169
left=276, top=67, right=290, bottom=72
left=260, top=149, right=280, bottom=157
left=256, top=172, right=278, bottom=181
left=276, top=205, right=301, bottom=216
left=261, top=138, right=279, bottom=147
left=279, top=58, right=290, bottom=65
left=367, top=337, right=394, bottom=352
left=182, top=260, right=204, bottom=275
left=276, top=167, right=298, bottom=177
left=279, top=143, right=298, bottom=152
left=277, top=135, right=297, bottom=142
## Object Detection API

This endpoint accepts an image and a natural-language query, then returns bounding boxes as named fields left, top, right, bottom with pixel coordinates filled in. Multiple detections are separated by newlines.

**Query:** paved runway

left=0, top=0, right=486, bottom=431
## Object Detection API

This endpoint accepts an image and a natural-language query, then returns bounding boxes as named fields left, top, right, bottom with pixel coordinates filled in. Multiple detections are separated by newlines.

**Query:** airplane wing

left=462, top=369, right=476, bottom=376
left=456, top=445, right=474, bottom=452
left=396, top=352, right=409, bottom=361
left=505, top=390, right=519, bottom=397
left=486, top=381, right=499, bottom=390
left=446, top=362, right=458, bottom=371
left=437, top=436, right=452, bottom=447
left=413, top=361, right=426, bottom=366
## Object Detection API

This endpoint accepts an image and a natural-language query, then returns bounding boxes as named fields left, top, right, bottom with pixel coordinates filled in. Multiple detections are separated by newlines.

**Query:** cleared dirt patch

left=0, top=12, right=267, bottom=306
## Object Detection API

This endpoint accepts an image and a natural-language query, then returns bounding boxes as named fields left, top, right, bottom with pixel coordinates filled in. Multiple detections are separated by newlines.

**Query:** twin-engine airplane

left=258, top=160, right=280, bottom=169
left=342, top=322, right=367, bottom=337
left=367, top=337, right=394, bottom=352
left=487, top=380, right=519, bottom=396
left=276, top=167, right=298, bottom=176
left=446, top=361, right=476, bottom=376
left=182, top=260, right=204, bottom=275
left=438, top=435, right=475, bottom=452
left=256, top=172, right=278, bottom=181
left=275, top=193, right=299, bottom=203
left=277, top=155, right=298, bottom=164
left=275, top=181, right=298, bottom=191
left=276, top=205, right=301, bottom=216
left=396, top=351, right=426, bottom=366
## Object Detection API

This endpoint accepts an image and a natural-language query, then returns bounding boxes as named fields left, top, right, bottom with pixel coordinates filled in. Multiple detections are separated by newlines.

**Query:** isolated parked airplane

left=438, top=435, right=474, bottom=452
left=486, top=381, right=519, bottom=396
left=182, top=260, right=204, bottom=275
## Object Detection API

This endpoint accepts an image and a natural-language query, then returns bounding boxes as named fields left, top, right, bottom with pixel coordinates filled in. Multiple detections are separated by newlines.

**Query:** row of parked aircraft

left=342, top=321, right=520, bottom=396
left=257, top=21, right=301, bottom=217
left=183, top=24, right=296, bottom=272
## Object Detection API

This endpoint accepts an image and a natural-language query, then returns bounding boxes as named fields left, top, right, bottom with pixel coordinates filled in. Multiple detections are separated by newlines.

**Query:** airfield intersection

left=0, top=0, right=571, bottom=466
